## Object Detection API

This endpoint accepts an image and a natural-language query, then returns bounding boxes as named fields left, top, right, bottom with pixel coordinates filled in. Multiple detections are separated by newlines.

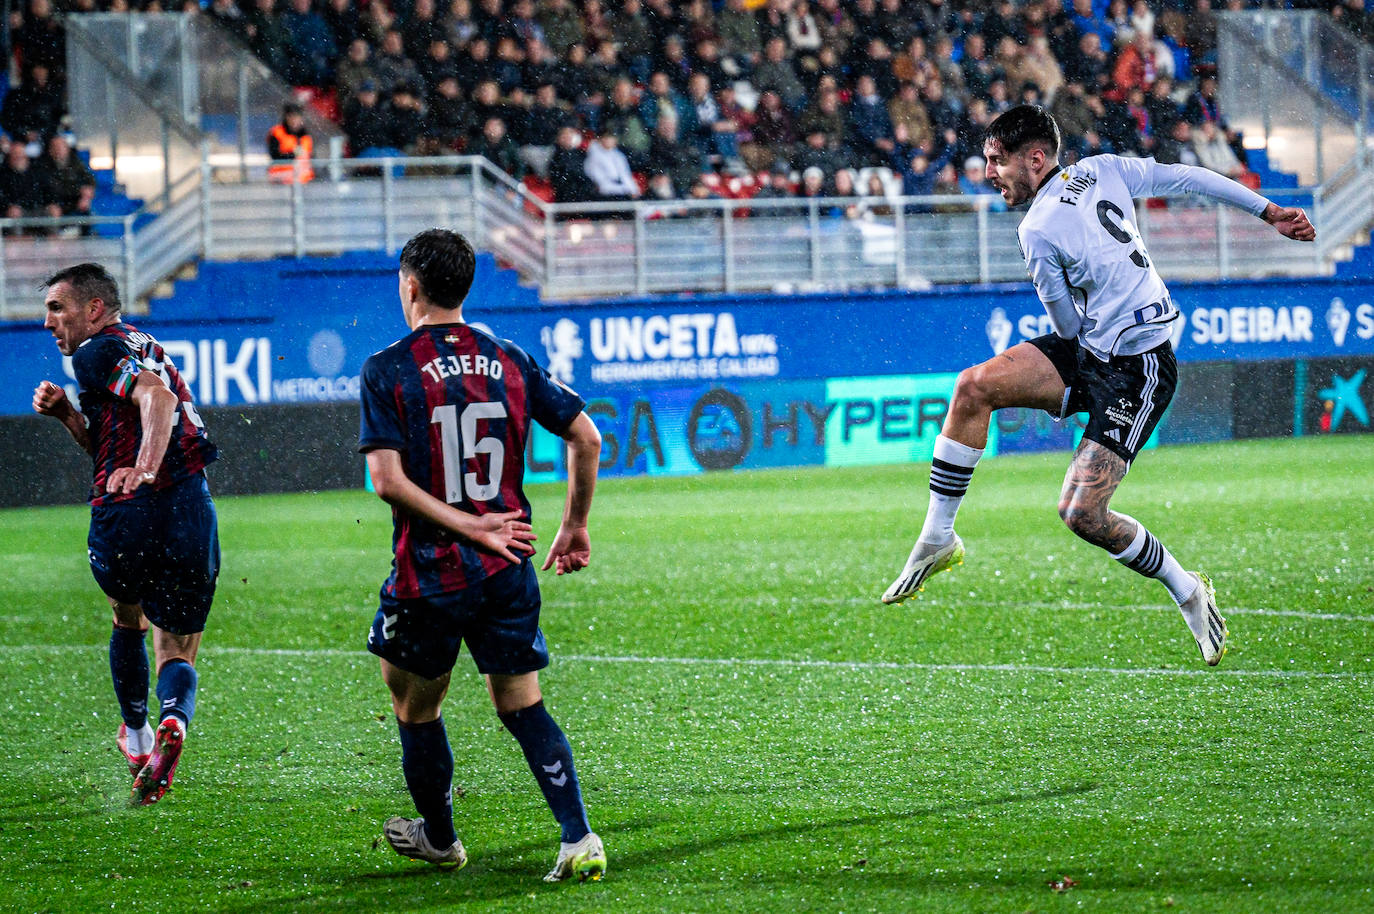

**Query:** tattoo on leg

left=1060, top=442, right=1136, bottom=551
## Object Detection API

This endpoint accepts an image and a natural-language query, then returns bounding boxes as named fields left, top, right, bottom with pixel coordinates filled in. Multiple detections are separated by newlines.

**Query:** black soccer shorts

left=367, top=559, right=550, bottom=680
left=87, top=474, right=219, bottom=635
left=1028, top=333, right=1178, bottom=466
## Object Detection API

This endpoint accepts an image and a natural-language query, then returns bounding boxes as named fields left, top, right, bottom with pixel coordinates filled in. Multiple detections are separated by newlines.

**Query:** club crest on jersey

left=1105, top=397, right=1137, bottom=426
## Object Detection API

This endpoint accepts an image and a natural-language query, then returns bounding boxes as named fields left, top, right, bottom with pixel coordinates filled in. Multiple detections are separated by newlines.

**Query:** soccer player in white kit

left=881, top=105, right=1315, bottom=665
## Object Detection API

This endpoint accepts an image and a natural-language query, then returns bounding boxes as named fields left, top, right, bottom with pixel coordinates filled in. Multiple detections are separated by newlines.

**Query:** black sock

left=398, top=717, right=457, bottom=849
left=155, top=658, right=198, bottom=729
left=499, top=701, right=591, bottom=843
left=109, top=625, right=149, bottom=729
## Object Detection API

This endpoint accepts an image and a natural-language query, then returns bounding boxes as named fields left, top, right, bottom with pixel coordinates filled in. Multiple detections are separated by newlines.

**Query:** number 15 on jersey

left=431, top=402, right=507, bottom=504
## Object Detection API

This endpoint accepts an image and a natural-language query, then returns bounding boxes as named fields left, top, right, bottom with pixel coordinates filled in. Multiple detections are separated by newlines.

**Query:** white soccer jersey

left=1018, top=154, right=1269, bottom=360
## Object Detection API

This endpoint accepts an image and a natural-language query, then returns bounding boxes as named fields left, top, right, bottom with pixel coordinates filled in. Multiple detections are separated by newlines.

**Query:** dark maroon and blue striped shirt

left=71, top=322, right=218, bottom=506
left=358, top=322, right=584, bottom=598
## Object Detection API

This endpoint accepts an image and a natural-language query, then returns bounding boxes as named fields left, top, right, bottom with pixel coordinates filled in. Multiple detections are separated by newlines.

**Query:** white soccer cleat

left=383, top=816, right=467, bottom=870
left=881, top=535, right=964, bottom=605
left=1180, top=571, right=1228, bottom=666
left=544, top=832, right=606, bottom=883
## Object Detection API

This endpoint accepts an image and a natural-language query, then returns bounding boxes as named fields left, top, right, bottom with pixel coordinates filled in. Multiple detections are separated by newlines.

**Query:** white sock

left=1111, top=515, right=1199, bottom=607
left=128, top=722, right=156, bottom=757
left=918, top=435, right=984, bottom=544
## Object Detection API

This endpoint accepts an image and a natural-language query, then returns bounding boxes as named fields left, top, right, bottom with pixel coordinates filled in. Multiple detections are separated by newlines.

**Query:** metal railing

left=188, top=153, right=1370, bottom=299
left=1218, top=10, right=1373, bottom=184
left=67, top=12, right=345, bottom=196
left=0, top=165, right=206, bottom=319
left=66, top=19, right=206, bottom=207
left=532, top=188, right=1362, bottom=297
left=1312, top=145, right=1374, bottom=264
left=200, top=156, right=544, bottom=273
left=185, top=156, right=1364, bottom=299
left=2, top=149, right=1371, bottom=319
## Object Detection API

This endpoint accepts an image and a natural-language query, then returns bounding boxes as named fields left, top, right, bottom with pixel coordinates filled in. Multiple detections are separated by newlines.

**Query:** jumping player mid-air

left=360, top=229, right=607, bottom=881
left=882, top=105, right=1315, bottom=665
left=34, top=262, right=219, bottom=803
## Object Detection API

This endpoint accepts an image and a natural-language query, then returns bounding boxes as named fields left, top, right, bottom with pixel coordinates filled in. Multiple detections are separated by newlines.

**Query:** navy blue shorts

left=1028, top=334, right=1178, bottom=465
left=87, top=474, right=219, bottom=635
left=367, top=559, right=549, bottom=680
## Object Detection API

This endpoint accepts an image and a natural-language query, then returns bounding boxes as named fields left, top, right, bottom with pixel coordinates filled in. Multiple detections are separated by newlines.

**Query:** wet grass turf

left=1, top=435, right=1371, bottom=913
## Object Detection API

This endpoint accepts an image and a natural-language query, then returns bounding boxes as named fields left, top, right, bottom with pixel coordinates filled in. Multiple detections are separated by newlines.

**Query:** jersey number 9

left=1096, top=200, right=1151, bottom=269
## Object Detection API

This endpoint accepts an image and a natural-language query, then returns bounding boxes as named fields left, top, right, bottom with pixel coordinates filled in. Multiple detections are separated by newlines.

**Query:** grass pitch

left=1, top=436, right=1371, bottom=913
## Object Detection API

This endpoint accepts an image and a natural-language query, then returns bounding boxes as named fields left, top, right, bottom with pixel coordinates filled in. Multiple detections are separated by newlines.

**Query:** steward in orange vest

left=267, top=103, right=315, bottom=183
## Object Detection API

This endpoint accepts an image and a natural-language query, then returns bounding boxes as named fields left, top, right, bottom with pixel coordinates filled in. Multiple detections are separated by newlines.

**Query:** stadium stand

left=1, top=0, right=1371, bottom=312
left=5, top=0, right=1348, bottom=218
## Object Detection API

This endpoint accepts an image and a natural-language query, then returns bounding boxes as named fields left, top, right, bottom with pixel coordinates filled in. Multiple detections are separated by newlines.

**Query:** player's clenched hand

left=32, top=380, right=71, bottom=417
left=1265, top=204, right=1316, bottom=242
left=106, top=466, right=158, bottom=495
left=468, top=509, right=537, bottom=563
left=541, top=524, right=590, bottom=575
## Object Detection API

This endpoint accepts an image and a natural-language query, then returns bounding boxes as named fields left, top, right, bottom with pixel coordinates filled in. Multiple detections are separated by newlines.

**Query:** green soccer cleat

left=383, top=816, right=467, bottom=870
left=544, top=832, right=606, bottom=883
left=881, top=535, right=965, bottom=605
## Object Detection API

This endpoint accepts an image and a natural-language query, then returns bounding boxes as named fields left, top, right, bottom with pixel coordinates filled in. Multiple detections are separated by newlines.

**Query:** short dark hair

left=984, top=104, right=1061, bottom=159
left=399, top=229, right=475, bottom=310
left=43, top=262, right=123, bottom=313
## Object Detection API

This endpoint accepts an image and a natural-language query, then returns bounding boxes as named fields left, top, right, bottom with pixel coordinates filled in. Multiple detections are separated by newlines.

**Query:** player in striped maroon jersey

left=33, top=262, right=219, bottom=805
left=360, top=229, right=607, bottom=882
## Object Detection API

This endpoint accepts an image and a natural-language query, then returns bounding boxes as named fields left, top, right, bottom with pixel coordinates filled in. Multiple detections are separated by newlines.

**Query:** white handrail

left=2, top=150, right=1371, bottom=316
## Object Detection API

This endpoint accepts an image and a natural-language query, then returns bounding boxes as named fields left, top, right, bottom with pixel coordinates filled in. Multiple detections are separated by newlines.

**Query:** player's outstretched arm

left=365, top=448, right=537, bottom=563
left=1261, top=202, right=1316, bottom=242
left=32, top=380, right=94, bottom=455
left=106, top=371, right=180, bottom=495
left=542, top=412, right=601, bottom=576
left=1143, top=160, right=1316, bottom=242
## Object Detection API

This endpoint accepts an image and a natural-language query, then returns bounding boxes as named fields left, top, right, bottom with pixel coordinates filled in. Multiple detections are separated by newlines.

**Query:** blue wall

left=7, top=254, right=1371, bottom=480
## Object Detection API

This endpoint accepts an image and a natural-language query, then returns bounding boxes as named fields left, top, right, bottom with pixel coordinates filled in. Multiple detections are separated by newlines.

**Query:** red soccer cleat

left=130, top=718, right=185, bottom=806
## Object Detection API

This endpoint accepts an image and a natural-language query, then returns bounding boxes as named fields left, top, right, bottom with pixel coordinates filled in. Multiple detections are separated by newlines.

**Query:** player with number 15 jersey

left=358, top=317, right=582, bottom=598
left=358, top=229, right=606, bottom=883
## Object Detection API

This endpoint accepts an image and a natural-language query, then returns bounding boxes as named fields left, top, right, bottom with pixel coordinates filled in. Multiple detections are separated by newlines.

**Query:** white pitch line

left=618, top=593, right=1374, bottom=625
left=2, top=599, right=1366, bottom=626
left=991, top=602, right=1374, bottom=625
left=560, top=654, right=1368, bottom=679
left=0, top=643, right=1365, bottom=679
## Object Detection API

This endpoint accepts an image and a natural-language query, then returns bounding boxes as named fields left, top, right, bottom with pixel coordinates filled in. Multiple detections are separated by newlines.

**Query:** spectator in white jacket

left=584, top=130, right=641, bottom=200
left=1191, top=119, right=1244, bottom=178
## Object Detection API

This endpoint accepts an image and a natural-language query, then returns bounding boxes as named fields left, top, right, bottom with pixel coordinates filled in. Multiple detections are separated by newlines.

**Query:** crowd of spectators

left=0, top=0, right=98, bottom=231
left=211, top=0, right=1344, bottom=206
left=2, top=0, right=1373, bottom=220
